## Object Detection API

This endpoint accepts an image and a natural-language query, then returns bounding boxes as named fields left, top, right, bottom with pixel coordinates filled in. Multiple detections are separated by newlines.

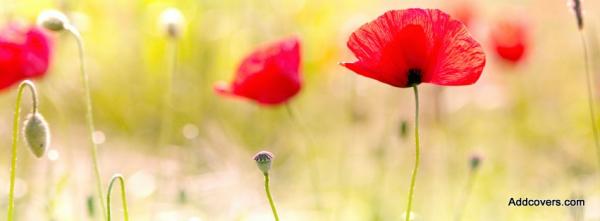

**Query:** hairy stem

left=65, top=24, right=107, bottom=220
left=7, top=80, right=38, bottom=221
left=405, top=86, right=420, bottom=221
left=107, top=174, right=129, bottom=221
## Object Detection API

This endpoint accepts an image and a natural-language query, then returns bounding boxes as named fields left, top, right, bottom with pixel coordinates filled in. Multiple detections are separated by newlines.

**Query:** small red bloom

left=341, top=8, right=485, bottom=88
left=0, top=25, right=52, bottom=90
left=214, top=37, right=301, bottom=106
left=490, top=18, right=528, bottom=64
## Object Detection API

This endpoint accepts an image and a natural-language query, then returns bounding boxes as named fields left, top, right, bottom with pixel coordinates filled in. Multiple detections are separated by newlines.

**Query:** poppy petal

left=344, top=9, right=435, bottom=87
left=340, top=61, right=382, bottom=81
left=490, top=18, right=528, bottom=64
left=21, top=28, right=52, bottom=78
left=215, top=37, right=302, bottom=106
left=424, top=16, right=485, bottom=85
left=0, top=25, right=52, bottom=91
left=0, top=43, right=23, bottom=89
left=342, top=8, right=485, bottom=87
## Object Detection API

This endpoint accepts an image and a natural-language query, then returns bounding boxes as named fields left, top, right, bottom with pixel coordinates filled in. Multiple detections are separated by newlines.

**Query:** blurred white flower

left=159, top=7, right=185, bottom=38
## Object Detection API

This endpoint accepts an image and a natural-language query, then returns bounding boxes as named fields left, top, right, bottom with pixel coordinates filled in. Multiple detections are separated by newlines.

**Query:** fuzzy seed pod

left=37, top=9, right=69, bottom=32
left=23, top=113, right=50, bottom=158
left=253, top=151, right=274, bottom=175
left=159, top=8, right=185, bottom=38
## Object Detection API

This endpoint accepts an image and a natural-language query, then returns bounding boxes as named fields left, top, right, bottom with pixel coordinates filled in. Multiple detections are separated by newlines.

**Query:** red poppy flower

left=490, top=18, right=528, bottom=64
left=0, top=25, right=52, bottom=90
left=341, top=8, right=485, bottom=88
left=214, top=37, right=302, bottom=106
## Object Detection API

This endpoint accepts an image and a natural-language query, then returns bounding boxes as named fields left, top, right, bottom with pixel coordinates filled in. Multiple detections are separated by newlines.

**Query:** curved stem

left=264, top=173, right=280, bottom=221
left=65, top=24, right=107, bottom=220
left=405, top=86, right=420, bottom=221
left=158, top=39, right=178, bottom=147
left=107, top=174, right=130, bottom=221
left=578, top=31, right=600, bottom=170
left=7, top=80, right=39, bottom=221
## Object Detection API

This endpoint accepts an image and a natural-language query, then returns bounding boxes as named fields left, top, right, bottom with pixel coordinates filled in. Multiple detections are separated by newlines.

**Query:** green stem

left=7, top=80, right=38, bottom=221
left=65, top=24, right=107, bottom=220
left=405, top=86, right=420, bottom=221
left=158, top=39, right=178, bottom=147
left=579, top=31, right=600, bottom=170
left=264, top=173, right=280, bottom=221
left=284, top=104, right=322, bottom=210
left=107, top=174, right=130, bottom=221
left=454, top=169, right=478, bottom=221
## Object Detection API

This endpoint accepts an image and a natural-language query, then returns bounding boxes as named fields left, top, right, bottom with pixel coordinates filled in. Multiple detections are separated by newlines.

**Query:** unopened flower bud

left=399, top=120, right=409, bottom=139
left=159, top=8, right=184, bottom=38
left=253, top=151, right=274, bottom=175
left=469, top=153, right=482, bottom=171
left=86, top=195, right=96, bottom=217
left=568, top=0, right=584, bottom=30
left=23, top=113, right=50, bottom=158
left=37, top=9, right=69, bottom=32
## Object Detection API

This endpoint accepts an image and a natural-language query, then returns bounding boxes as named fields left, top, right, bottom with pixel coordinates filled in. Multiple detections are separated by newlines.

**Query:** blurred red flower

left=0, top=25, right=52, bottom=90
left=341, top=9, right=485, bottom=88
left=490, top=18, right=528, bottom=64
left=451, top=2, right=475, bottom=28
left=214, top=37, right=302, bottom=106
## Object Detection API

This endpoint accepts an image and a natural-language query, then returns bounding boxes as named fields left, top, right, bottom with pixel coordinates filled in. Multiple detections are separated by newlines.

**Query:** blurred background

left=1, top=0, right=600, bottom=220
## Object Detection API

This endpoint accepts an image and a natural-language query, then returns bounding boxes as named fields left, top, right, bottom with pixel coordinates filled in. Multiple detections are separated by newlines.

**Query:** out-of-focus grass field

left=2, top=0, right=600, bottom=220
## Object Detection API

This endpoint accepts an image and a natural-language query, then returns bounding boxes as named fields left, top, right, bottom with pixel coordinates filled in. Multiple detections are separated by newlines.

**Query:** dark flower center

left=407, top=68, right=422, bottom=87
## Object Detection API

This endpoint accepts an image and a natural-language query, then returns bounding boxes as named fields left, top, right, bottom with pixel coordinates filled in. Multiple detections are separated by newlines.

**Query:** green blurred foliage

left=0, top=0, right=600, bottom=220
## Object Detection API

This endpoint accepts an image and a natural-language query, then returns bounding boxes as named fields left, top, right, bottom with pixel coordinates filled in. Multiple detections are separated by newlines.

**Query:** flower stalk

left=63, top=23, right=108, bottom=220
left=569, top=0, right=600, bottom=172
left=405, top=86, right=420, bottom=221
left=106, top=174, right=130, bottom=221
left=157, top=8, right=184, bottom=147
left=454, top=154, right=482, bottom=221
left=38, top=10, right=107, bottom=218
left=157, top=36, right=178, bottom=147
left=284, top=104, right=322, bottom=209
left=578, top=31, right=600, bottom=170
left=264, top=173, right=280, bottom=221
left=7, top=80, right=48, bottom=221
left=254, top=151, right=280, bottom=221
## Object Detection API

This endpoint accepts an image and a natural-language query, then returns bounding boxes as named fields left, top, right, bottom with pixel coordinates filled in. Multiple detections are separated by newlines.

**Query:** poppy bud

left=469, top=153, right=482, bottom=171
left=23, top=113, right=50, bottom=158
left=399, top=120, right=409, bottom=139
left=568, top=0, right=584, bottom=30
left=159, top=8, right=184, bottom=39
left=86, top=195, right=95, bottom=218
left=37, top=9, right=69, bottom=32
left=253, top=151, right=274, bottom=175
